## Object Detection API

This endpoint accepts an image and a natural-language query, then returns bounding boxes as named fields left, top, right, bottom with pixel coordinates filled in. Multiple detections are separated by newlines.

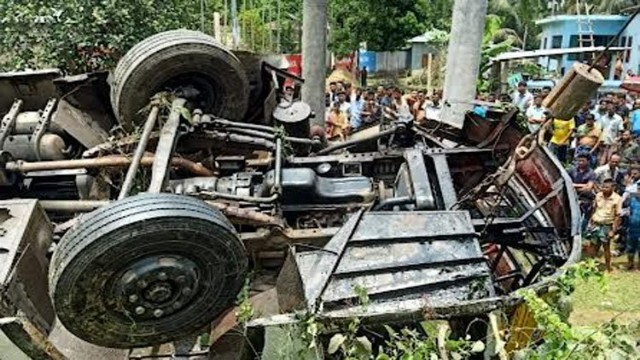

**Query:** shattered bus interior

left=0, top=30, right=580, bottom=359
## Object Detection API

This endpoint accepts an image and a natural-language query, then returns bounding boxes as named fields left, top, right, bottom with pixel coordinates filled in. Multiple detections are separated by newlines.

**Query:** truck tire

left=110, top=30, right=249, bottom=128
left=49, top=193, right=248, bottom=348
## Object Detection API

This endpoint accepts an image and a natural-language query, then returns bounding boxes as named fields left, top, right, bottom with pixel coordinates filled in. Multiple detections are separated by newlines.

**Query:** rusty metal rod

left=39, top=199, right=282, bottom=226
left=5, top=156, right=214, bottom=177
left=314, top=126, right=398, bottom=156
left=274, top=138, right=282, bottom=194
left=118, top=106, right=159, bottom=200
left=212, top=118, right=277, bottom=133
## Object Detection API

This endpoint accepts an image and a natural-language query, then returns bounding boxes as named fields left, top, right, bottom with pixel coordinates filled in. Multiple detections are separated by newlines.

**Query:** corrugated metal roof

left=536, top=14, right=628, bottom=25
left=492, top=46, right=630, bottom=62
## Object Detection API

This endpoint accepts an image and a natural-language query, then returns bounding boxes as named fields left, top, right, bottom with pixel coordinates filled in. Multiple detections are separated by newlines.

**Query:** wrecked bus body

left=0, top=30, right=580, bottom=358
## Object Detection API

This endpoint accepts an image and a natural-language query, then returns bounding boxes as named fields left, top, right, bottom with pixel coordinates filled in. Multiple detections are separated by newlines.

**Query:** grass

left=570, top=256, right=640, bottom=326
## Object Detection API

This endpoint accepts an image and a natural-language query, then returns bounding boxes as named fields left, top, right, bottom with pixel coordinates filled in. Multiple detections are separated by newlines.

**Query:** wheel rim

left=111, top=254, right=200, bottom=321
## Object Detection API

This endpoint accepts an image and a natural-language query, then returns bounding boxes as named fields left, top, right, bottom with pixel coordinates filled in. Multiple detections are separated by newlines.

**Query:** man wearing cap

left=586, top=177, right=622, bottom=272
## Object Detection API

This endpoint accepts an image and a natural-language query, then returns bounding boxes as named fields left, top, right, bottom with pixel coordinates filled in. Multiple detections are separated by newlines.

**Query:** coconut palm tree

left=488, top=0, right=548, bottom=49
left=594, top=0, right=636, bottom=14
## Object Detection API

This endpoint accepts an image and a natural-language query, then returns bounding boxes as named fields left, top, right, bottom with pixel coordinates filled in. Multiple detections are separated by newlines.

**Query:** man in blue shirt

left=630, top=99, right=640, bottom=137
left=574, top=102, right=592, bottom=128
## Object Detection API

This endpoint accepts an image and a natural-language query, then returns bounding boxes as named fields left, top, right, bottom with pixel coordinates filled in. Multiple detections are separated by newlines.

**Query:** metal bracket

left=0, top=99, right=23, bottom=149
left=31, top=99, right=57, bottom=161
left=148, top=98, right=187, bottom=193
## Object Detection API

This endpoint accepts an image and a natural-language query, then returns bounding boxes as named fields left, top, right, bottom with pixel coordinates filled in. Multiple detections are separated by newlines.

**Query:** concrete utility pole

left=301, top=0, right=328, bottom=127
left=230, top=0, right=240, bottom=48
left=440, top=0, right=489, bottom=129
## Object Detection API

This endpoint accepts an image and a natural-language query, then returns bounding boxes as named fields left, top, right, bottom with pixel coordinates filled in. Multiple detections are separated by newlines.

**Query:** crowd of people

left=322, top=76, right=640, bottom=272
left=324, top=81, right=443, bottom=140
left=514, top=81, right=640, bottom=272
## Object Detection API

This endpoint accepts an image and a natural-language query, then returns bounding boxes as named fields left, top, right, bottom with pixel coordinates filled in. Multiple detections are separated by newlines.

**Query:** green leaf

left=383, top=325, right=397, bottom=337
left=327, top=333, right=345, bottom=355
left=355, top=336, right=373, bottom=355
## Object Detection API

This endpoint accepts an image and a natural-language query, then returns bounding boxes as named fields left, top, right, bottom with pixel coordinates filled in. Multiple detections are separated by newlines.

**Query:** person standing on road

left=630, top=100, right=640, bottom=137
left=575, top=113, right=602, bottom=168
left=360, top=66, right=368, bottom=88
left=525, top=95, right=546, bottom=134
left=586, top=178, right=622, bottom=272
left=575, top=102, right=592, bottom=128
left=617, top=130, right=640, bottom=169
left=549, top=115, right=575, bottom=164
left=570, top=153, right=597, bottom=234
left=622, top=165, right=640, bottom=270
left=594, top=154, right=624, bottom=193
left=512, top=81, right=533, bottom=112
left=423, top=91, right=443, bottom=122
left=599, top=102, right=625, bottom=166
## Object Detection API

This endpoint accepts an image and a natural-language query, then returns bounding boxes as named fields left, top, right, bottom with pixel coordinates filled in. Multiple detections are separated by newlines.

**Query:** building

left=358, top=30, right=444, bottom=74
left=535, top=14, right=637, bottom=79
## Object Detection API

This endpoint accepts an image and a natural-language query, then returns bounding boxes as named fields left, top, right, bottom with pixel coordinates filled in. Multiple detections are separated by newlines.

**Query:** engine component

left=21, top=169, right=93, bottom=200
left=266, top=168, right=375, bottom=204
left=3, top=134, right=67, bottom=161
left=272, top=101, right=311, bottom=139
left=110, top=30, right=250, bottom=127
left=49, top=193, right=248, bottom=348
left=51, top=99, right=109, bottom=148
left=169, top=173, right=265, bottom=198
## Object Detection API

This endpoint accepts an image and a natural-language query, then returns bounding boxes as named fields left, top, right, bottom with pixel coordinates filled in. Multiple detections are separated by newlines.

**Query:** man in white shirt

left=599, top=102, right=625, bottom=165
left=512, top=81, right=533, bottom=112
left=525, top=95, right=546, bottom=133
left=423, top=92, right=443, bottom=121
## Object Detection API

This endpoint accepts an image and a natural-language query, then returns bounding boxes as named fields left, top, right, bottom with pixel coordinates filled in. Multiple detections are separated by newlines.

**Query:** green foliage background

left=0, top=1, right=637, bottom=73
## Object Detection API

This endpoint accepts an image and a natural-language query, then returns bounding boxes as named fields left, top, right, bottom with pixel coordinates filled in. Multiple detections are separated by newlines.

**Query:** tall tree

left=594, top=0, right=636, bottom=14
left=488, top=0, right=548, bottom=50
left=329, top=0, right=430, bottom=56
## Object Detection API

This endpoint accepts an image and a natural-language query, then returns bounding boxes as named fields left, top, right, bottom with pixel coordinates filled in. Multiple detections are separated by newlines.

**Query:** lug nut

left=173, top=301, right=182, bottom=309
left=153, top=309, right=164, bottom=318
left=182, top=287, right=192, bottom=296
left=157, top=272, right=168, bottom=281
left=137, top=280, right=148, bottom=289
left=128, top=294, right=139, bottom=303
left=135, top=306, right=145, bottom=315
left=176, top=276, right=186, bottom=284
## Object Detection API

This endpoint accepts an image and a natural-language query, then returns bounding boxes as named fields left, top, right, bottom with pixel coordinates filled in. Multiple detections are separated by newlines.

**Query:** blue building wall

left=536, top=15, right=630, bottom=78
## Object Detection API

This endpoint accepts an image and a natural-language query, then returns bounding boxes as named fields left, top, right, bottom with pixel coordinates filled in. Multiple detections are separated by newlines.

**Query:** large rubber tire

left=49, top=193, right=248, bottom=348
left=110, top=30, right=250, bottom=127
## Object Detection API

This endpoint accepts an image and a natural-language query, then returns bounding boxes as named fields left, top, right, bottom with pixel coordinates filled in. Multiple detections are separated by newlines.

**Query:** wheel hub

left=113, top=255, right=199, bottom=320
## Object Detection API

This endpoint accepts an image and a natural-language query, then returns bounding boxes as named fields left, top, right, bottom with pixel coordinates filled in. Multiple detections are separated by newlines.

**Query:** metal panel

left=430, top=154, right=458, bottom=209
left=404, top=149, right=436, bottom=209
left=323, top=264, right=491, bottom=303
left=335, top=238, right=485, bottom=275
left=350, top=211, right=476, bottom=242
